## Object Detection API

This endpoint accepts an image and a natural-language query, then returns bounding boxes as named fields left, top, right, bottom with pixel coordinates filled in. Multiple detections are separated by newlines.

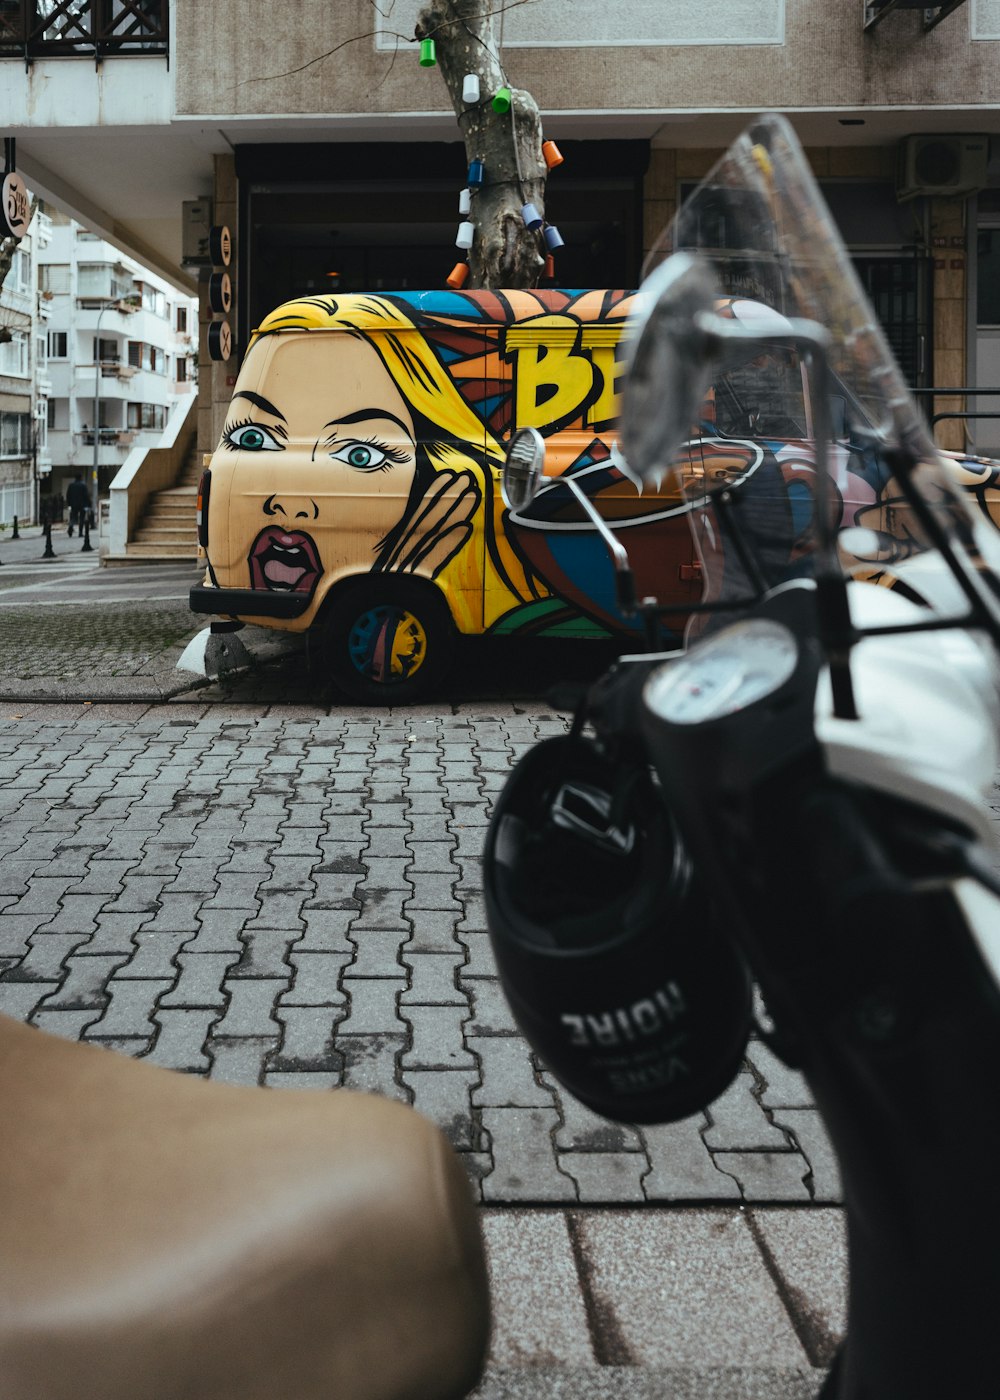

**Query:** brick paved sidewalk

left=0, top=702, right=844, bottom=1394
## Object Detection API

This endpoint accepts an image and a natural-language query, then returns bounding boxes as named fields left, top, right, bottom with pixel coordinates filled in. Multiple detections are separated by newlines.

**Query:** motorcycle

left=484, top=113, right=1000, bottom=1398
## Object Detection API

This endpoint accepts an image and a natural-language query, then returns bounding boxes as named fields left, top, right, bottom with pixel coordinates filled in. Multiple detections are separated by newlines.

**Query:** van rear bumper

left=189, top=586, right=312, bottom=620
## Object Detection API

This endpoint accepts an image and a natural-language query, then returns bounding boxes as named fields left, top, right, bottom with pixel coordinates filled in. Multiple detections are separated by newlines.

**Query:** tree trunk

left=415, top=1, right=546, bottom=289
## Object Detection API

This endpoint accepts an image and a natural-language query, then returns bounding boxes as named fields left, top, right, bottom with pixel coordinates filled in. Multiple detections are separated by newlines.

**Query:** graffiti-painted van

left=190, top=288, right=706, bottom=701
left=190, top=287, right=1000, bottom=702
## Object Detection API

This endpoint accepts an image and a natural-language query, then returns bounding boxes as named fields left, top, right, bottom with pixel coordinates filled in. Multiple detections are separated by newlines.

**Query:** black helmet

left=484, top=735, right=753, bottom=1124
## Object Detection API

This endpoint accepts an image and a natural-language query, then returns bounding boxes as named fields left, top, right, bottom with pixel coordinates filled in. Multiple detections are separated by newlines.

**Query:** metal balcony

left=0, top=1, right=169, bottom=64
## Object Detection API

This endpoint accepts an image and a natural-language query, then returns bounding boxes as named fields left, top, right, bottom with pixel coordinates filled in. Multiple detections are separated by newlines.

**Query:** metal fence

left=0, top=482, right=34, bottom=527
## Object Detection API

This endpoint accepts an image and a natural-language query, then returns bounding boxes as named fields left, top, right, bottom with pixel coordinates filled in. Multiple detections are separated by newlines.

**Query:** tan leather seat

left=0, top=1013, right=490, bottom=1400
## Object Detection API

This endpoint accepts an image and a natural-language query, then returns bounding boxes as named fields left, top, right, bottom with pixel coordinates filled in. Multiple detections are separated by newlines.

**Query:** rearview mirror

left=502, top=427, right=546, bottom=511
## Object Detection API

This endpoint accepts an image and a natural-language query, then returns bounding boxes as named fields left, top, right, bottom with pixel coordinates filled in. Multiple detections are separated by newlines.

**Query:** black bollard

left=11, top=516, right=18, bottom=540
left=42, top=519, right=55, bottom=560
left=81, top=513, right=94, bottom=554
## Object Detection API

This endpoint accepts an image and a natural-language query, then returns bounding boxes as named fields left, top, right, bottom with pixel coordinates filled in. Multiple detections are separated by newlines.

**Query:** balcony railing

left=0, top=1, right=169, bottom=63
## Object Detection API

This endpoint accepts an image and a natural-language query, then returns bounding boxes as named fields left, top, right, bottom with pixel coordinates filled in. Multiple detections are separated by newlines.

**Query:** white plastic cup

left=459, top=187, right=472, bottom=216
left=456, top=221, right=475, bottom=250
left=462, top=73, right=480, bottom=103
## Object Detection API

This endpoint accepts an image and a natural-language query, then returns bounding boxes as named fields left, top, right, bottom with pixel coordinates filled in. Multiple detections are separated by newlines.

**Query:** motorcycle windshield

left=633, top=113, right=1000, bottom=631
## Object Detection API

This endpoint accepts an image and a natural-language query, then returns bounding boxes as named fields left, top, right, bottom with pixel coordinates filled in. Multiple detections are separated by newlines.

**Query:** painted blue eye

left=330, top=441, right=392, bottom=471
left=224, top=422, right=283, bottom=452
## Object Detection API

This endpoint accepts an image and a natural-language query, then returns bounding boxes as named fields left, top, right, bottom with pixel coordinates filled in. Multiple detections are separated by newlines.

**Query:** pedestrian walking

left=66, top=474, right=90, bottom=537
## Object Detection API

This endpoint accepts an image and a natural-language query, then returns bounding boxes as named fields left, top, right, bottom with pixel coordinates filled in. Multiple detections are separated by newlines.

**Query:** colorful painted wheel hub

left=347, top=605, right=428, bottom=684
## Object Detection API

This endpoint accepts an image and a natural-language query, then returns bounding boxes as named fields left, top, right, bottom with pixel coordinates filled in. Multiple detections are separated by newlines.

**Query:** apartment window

left=138, top=282, right=166, bottom=318
left=47, top=330, right=68, bottom=358
left=92, top=337, right=119, bottom=363
left=47, top=399, right=57, bottom=429
left=0, top=331, right=29, bottom=377
left=40, top=264, right=69, bottom=294
left=78, top=264, right=113, bottom=298
left=176, top=357, right=188, bottom=382
left=127, top=403, right=166, bottom=431
left=176, top=306, right=188, bottom=334
left=128, top=340, right=142, bottom=368
left=11, top=247, right=31, bottom=294
left=0, top=412, right=30, bottom=458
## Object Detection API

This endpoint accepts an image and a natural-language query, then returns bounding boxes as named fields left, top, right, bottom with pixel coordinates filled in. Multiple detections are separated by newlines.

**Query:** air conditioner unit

left=182, top=199, right=214, bottom=266
left=896, top=134, right=990, bottom=200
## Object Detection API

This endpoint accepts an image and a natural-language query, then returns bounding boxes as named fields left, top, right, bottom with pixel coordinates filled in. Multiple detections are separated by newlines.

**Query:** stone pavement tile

left=337, top=977, right=407, bottom=1034
left=264, top=1070, right=340, bottom=1091
left=114, top=930, right=186, bottom=980
left=749, top=1209, right=847, bottom=1367
left=168, top=858, right=222, bottom=894
left=470, top=1367, right=819, bottom=1399
left=404, top=1068, right=480, bottom=1149
left=347, top=927, right=408, bottom=977
left=405, top=790, right=449, bottom=817
left=242, top=890, right=308, bottom=931
left=145, top=1008, right=219, bottom=1071
left=40, top=952, right=132, bottom=1009
left=478, top=1210, right=594, bottom=1367
left=307, top=871, right=364, bottom=907
left=64, top=860, right=136, bottom=895
left=6, top=875, right=79, bottom=914
left=213, top=978, right=287, bottom=1036
left=199, top=872, right=265, bottom=910
left=295, top=908, right=355, bottom=952
left=338, top=1032, right=409, bottom=1102
left=363, top=800, right=410, bottom=828
left=207, top=1037, right=279, bottom=1086
left=551, top=1093, right=644, bottom=1153
left=576, top=1208, right=810, bottom=1368
left=80, top=913, right=149, bottom=956
left=404, top=872, right=460, bottom=911
left=712, top=1151, right=812, bottom=1202
left=100, top=875, right=168, bottom=915
left=480, top=1107, right=578, bottom=1202
left=702, top=1071, right=792, bottom=1151
left=559, top=1151, right=649, bottom=1203
left=746, top=1039, right=814, bottom=1109
left=472, top=1036, right=555, bottom=1107
left=140, top=893, right=205, bottom=934
left=263, top=854, right=318, bottom=891
left=219, top=842, right=277, bottom=874
left=38, top=895, right=115, bottom=935
left=351, top=887, right=405, bottom=928
left=402, top=1005, right=477, bottom=1070
left=281, top=951, right=351, bottom=1005
left=5, top=932, right=90, bottom=982
left=84, top=978, right=173, bottom=1037
left=457, top=930, right=499, bottom=979
left=360, top=826, right=409, bottom=859
left=230, top=928, right=296, bottom=979
left=182, top=909, right=252, bottom=955
left=406, top=908, right=460, bottom=953
left=400, top=949, right=466, bottom=1004
left=159, top=952, right=240, bottom=1008
left=463, top=977, right=520, bottom=1035
left=271, top=1005, right=344, bottom=1071
left=31, top=1008, right=102, bottom=1040
left=0, top=980, right=58, bottom=1020
left=770, top=1109, right=843, bottom=1203
left=642, top=1116, right=742, bottom=1201
left=0, top=915, right=42, bottom=958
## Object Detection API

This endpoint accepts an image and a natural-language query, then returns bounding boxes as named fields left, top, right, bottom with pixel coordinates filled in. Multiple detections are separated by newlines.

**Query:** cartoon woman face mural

left=219, top=300, right=487, bottom=609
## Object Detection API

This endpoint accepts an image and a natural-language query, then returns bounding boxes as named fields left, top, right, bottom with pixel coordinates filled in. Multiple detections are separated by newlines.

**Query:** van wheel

left=322, top=581, right=454, bottom=705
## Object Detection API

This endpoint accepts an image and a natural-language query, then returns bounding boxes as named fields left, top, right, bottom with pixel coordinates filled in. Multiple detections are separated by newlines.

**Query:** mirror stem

left=563, top=476, right=638, bottom=619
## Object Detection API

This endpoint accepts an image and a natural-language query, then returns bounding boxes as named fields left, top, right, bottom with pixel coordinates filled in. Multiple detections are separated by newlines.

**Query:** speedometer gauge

left=644, top=619, right=799, bottom=724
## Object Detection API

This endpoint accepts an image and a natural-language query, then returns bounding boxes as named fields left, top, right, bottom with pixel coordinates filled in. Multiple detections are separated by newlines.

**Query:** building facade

left=36, top=211, right=196, bottom=506
left=0, top=206, right=50, bottom=525
left=2, top=0, right=1000, bottom=455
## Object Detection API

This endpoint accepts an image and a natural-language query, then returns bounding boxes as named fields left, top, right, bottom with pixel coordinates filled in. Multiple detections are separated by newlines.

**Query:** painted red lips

left=249, top=526, right=323, bottom=595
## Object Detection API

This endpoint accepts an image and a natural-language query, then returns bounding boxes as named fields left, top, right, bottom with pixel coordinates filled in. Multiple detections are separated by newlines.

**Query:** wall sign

left=1, top=170, right=29, bottom=241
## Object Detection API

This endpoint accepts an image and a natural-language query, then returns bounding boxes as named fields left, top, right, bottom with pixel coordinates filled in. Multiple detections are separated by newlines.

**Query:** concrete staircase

left=126, top=449, right=202, bottom=560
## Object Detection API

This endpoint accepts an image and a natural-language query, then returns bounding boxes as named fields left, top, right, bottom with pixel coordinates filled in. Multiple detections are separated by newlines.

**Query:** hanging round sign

left=208, top=224, right=232, bottom=267
left=208, top=320, right=232, bottom=362
left=2, top=171, right=30, bottom=241
left=209, top=271, right=232, bottom=315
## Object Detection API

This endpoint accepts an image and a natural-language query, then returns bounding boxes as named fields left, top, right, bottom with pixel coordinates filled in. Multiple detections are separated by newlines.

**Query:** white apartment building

left=37, top=210, right=196, bottom=509
left=0, top=206, right=50, bottom=526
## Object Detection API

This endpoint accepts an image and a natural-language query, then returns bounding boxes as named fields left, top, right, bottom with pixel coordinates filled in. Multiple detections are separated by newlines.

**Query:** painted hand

left=381, top=468, right=481, bottom=578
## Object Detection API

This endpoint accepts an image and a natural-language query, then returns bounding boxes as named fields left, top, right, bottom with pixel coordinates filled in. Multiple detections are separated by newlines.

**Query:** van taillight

left=196, top=468, right=211, bottom=547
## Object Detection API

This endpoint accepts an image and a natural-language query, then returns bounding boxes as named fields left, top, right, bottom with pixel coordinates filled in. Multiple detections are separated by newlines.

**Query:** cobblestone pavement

left=0, top=700, right=848, bottom=1394
left=0, top=702, right=838, bottom=1209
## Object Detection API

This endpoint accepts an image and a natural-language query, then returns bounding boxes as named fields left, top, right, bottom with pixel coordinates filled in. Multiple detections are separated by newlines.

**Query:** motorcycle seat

left=0, top=1012, right=490, bottom=1400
